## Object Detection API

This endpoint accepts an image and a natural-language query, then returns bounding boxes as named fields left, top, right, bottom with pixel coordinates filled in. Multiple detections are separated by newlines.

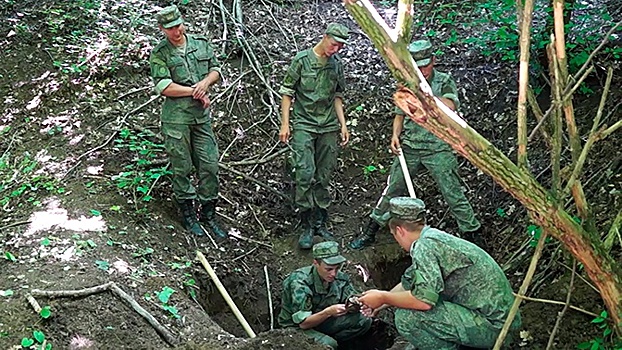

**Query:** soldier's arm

left=287, top=278, right=347, bottom=329
left=278, top=57, right=302, bottom=143
left=149, top=51, right=194, bottom=98
left=193, top=42, right=222, bottom=99
left=299, top=304, right=347, bottom=330
left=439, top=75, right=460, bottom=112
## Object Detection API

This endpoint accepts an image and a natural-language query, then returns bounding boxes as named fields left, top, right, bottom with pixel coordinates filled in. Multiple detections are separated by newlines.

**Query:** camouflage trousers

left=394, top=300, right=518, bottom=349
left=162, top=122, right=219, bottom=202
left=370, top=146, right=480, bottom=233
left=291, top=129, right=339, bottom=211
left=301, top=313, right=372, bottom=349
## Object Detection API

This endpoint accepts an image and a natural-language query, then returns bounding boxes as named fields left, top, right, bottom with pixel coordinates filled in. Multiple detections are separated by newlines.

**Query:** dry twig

left=546, top=260, right=577, bottom=349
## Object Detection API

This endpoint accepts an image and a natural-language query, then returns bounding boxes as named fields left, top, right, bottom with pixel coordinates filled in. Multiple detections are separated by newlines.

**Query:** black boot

left=349, top=219, right=381, bottom=250
left=298, top=210, right=314, bottom=249
left=200, top=200, right=228, bottom=239
left=314, top=208, right=335, bottom=241
left=178, top=199, right=204, bottom=236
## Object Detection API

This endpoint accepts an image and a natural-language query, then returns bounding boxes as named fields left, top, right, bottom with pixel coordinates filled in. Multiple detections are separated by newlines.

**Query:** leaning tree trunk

left=344, top=0, right=622, bottom=327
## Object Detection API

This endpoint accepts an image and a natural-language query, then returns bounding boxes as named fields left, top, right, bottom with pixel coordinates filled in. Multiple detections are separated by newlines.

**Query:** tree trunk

left=344, top=0, right=622, bottom=326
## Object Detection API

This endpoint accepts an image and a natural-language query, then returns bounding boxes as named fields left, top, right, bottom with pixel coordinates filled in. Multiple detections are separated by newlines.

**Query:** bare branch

left=396, top=0, right=414, bottom=44
left=516, top=0, right=535, bottom=171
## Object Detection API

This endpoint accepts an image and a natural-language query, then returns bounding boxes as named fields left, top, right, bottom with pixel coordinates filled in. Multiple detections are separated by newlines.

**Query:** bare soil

left=1, top=0, right=620, bottom=349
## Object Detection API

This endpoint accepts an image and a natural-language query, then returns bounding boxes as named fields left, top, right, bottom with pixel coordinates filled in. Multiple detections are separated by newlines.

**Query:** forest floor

left=0, top=0, right=620, bottom=349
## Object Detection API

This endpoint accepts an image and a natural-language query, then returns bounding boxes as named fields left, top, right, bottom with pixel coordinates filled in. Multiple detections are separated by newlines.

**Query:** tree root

left=29, top=282, right=179, bottom=347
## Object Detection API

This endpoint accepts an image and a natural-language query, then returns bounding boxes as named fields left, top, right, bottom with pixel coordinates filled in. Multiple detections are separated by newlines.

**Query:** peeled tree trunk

left=344, top=0, right=622, bottom=327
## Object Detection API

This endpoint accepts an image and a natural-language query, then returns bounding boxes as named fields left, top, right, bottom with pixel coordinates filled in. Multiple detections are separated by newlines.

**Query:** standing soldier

left=149, top=5, right=227, bottom=239
left=278, top=241, right=372, bottom=349
left=350, top=39, right=483, bottom=249
left=279, top=23, right=351, bottom=249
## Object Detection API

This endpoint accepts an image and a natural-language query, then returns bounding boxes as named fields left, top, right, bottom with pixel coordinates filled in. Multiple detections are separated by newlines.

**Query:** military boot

left=314, top=208, right=335, bottom=241
left=349, top=219, right=381, bottom=250
left=200, top=200, right=228, bottom=239
left=178, top=199, right=204, bottom=236
left=297, top=210, right=314, bottom=249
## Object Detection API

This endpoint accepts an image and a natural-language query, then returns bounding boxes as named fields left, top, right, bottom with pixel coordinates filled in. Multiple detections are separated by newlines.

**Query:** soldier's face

left=419, top=57, right=435, bottom=79
left=314, top=260, right=341, bottom=283
left=161, top=24, right=186, bottom=46
left=325, top=38, right=344, bottom=56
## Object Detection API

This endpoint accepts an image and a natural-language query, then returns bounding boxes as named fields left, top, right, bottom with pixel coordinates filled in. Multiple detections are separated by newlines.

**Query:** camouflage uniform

left=150, top=29, right=221, bottom=203
left=278, top=242, right=372, bottom=349
left=280, top=41, right=346, bottom=212
left=369, top=66, right=480, bottom=234
left=149, top=6, right=226, bottom=238
left=358, top=40, right=479, bottom=242
left=388, top=197, right=519, bottom=349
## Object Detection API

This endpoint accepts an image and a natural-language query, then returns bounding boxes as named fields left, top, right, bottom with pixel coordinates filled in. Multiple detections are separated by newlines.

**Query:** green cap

left=157, top=5, right=183, bottom=29
left=325, top=23, right=350, bottom=44
left=408, top=40, right=434, bottom=67
left=313, top=241, right=346, bottom=265
left=388, top=197, right=426, bottom=222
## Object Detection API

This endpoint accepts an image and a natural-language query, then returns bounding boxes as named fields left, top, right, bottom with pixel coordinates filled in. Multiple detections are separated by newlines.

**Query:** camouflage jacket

left=278, top=265, right=357, bottom=328
left=149, top=34, right=222, bottom=124
left=396, top=69, right=460, bottom=151
left=401, top=226, right=517, bottom=328
left=279, top=49, right=346, bottom=133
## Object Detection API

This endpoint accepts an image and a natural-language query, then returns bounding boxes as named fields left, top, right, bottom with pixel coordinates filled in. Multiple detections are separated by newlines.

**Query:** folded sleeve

left=401, top=242, right=443, bottom=306
left=150, top=52, right=172, bottom=95
left=440, top=75, right=460, bottom=110
left=287, top=279, right=314, bottom=324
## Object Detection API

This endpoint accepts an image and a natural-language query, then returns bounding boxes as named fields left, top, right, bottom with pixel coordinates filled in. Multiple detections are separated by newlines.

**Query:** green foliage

left=152, top=287, right=181, bottom=319
left=0, top=152, right=64, bottom=210
left=526, top=224, right=551, bottom=247
left=39, top=306, right=52, bottom=319
left=112, top=129, right=170, bottom=212
left=363, top=164, right=387, bottom=179
left=20, top=330, right=52, bottom=350
left=577, top=311, right=622, bottom=349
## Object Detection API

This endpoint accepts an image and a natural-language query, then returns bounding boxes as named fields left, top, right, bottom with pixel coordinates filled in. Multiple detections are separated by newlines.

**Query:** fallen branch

left=218, top=162, right=289, bottom=202
left=546, top=260, right=577, bottom=349
left=264, top=265, right=274, bottom=330
left=0, top=220, right=32, bottom=232
left=513, top=293, right=599, bottom=318
left=494, top=231, right=548, bottom=349
left=196, top=250, right=257, bottom=338
left=118, top=86, right=151, bottom=100
left=29, top=282, right=178, bottom=347
left=109, top=283, right=179, bottom=346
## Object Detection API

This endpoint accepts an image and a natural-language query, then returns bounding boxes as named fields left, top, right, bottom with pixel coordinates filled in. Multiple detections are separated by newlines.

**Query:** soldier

left=149, top=5, right=227, bottom=239
left=279, top=23, right=351, bottom=249
left=278, top=241, right=372, bottom=349
left=358, top=197, right=520, bottom=349
left=350, top=39, right=483, bottom=249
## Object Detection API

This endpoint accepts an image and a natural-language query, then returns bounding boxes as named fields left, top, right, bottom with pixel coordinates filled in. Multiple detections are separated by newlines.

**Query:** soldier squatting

left=149, top=5, right=520, bottom=350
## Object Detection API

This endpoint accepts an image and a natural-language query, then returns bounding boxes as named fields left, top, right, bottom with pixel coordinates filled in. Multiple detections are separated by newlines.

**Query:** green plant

left=149, top=286, right=181, bottom=319
left=363, top=165, right=387, bottom=179
left=526, top=224, right=551, bottom=247
left=111, top=129, right=170, bottom=212
left=577, top=311, right=622, bottom=349
left=40, top=306, right=52, bottom=319
left=21, top=330, right=52, bottom=350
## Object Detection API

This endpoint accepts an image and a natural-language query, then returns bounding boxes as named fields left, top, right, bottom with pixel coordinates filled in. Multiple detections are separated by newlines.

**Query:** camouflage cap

left=156, top=5, right=183, bottom=29
left=388, top=197, right=426, bottom=222
left=408, top=39, right=434, bottom=67
left=325, top=23, right=350, bottom=44
left=313, top=241, right=346, bottom=265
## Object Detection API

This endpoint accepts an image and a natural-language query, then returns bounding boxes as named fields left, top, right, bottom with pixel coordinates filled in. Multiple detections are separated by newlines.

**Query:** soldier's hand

left=279, top=123, right=290, bottom=143
left=340, top=126, right=350, bottom=147
left=324, top=304, right=347, bottom=317
left=193, top=79, right=210, bottom=99
left=390, top=136, right=401, bottom=155
left=198, top=95, right=210, bottom=108
left=359, top=290, right=386, bottom=309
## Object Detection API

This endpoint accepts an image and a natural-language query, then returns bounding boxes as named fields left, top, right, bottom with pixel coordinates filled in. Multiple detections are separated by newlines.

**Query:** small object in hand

left=345, top=295, right=363, bottom=313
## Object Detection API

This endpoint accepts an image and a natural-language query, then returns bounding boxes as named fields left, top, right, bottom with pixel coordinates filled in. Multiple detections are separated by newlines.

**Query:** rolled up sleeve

left=440, top=76, right=460, bottom=110
left=288, top=280, right=314, bottom=324
left=150, top=53, right=172, bottom=95
left=401, top=243, right=443, bottom=307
